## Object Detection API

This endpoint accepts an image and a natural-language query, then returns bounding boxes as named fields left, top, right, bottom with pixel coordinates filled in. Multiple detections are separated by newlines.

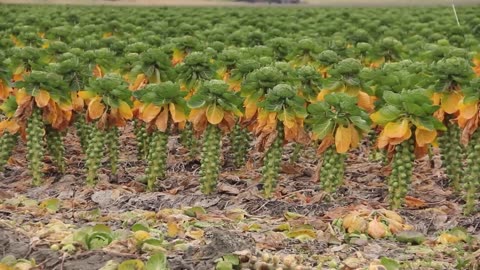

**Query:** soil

left=0, top=123, right=479, bottom=269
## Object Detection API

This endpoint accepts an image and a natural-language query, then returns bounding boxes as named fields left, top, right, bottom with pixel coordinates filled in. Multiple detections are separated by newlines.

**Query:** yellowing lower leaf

left=206, top=103, right=224, bottom=125
left=118, top=101, right=133, bottom=120
left=280, top=109, right=295, bottom=129
left=316, top=89, right=331, bottom=101
left=130, top=74, right=147, bottom=91
left=15, top=88, right=30, bottom=105
left=459, top=101, right=478, bottom=120
left=389, top=127, right=412, bottom=145
left=377, top=130, right=389, bottom=149
left=441, top=92, right=462, bottom=114
left=155, top=106, right=169, bottom=132
left=415, top=128, right=437, bottom=147
left=349, top=124, right=360, bottom=149
left=77, top=90, right=96, bottom=100
left=35, top=90, right=50, bottom=108
left=87, top=97, right=105, bottom=120
left=384, top=119, right=409, bottom=139
left=357, top=91, right=375, bottom=112
left=169, top=103, right=186, bottom=123
left=335, top=125, right=352, bottom=153
left=0, top=81, right=9, bottom=100
left=140, top=103, right=161, bottom=123
left=244, top=98, right=258, bottom=120
left=0, top=120, right=20, bottom=135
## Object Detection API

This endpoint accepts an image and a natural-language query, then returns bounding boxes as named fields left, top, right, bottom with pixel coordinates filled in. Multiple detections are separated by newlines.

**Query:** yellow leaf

left=0, top=120, right=20, bottom=135
left=357, top=91, right=375, bottom=112
left=87, top=97, right=105, bottom=120
left=167, top=220, right=179, bottom=238
left=316, top=89, right=331, bottom=101
left=280, top=109, right=295, bottom=129
left=437, top=232, right=462, bottom=244
left=343, top=212, right=368, bottom=233
left=206, top=103, right=224, bottom=125
left=441, top=92, right=462, bottom=114
left=155, top=106, right=169, bottom=132
left=133, top=230, right=150, bottom=242
left=130, top=74, right=147, bottom=91
left=15, top=88, right=30, bottom=105
left=389, top=128, right=412, bottom=145
left=384, top=119, right=409, bottom=139
left=335, top=125, right=352, bottom=153
left=118, top=101, right=133, bottom=120
left=186, top=229, right=204, bottom=240
left=415, top=128, right=437, bottom=147
left=77, top=90, right=96, bottom=100
left=0, top=263, right=14, bottom=270
left=432, top=92, right=441, bottom=105
left=459, top=101, right=478, bottom=120
left=172, top=49, right=186, bottom=66
left=0, top=80, right=10, bottom=100
left=140, top=103, right=161, bottom=123
left=377, top=130, right=389, bottom=149
left=367, top=218, right=387, bottom=239
left=244, top=98, right=257, bottom=120
left=35, top=89, right=50, bottom=108
left=169, top=103, right=186, bottom=123
left=349, top=124, right=360, bottom=149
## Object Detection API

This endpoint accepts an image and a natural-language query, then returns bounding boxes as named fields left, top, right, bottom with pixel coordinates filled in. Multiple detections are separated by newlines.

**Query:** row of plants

left=0, top=5, right=479, bottom=214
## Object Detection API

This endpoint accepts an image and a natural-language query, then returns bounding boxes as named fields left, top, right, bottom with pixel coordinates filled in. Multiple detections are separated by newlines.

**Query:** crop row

left=0, top=5, right=479, bottom=214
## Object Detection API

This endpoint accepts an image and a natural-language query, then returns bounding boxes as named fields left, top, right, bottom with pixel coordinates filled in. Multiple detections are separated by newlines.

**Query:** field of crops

left=0, top=3, right=479, bottom=270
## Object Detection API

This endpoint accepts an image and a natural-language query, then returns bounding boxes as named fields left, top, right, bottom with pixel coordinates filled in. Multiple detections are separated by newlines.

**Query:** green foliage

left=87, top=73, right=132, bottom=108
left=307, top=93, right=371, bottom=140
left=134, top=48, right=175, bottom=83
left=134, top=82, right=187, bottom=111
left=188, top=80, right=243, bottom=115
left=176, top=52, right=214, bottom=90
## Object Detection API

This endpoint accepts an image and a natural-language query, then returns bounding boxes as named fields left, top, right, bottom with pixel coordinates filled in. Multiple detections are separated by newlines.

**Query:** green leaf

left=39, top=198, right=60, bottom=213
left=380, top=257, right=400, bottom=270
left=118, top=259, right=144, bottom=270
left=383, top=91, right=403, bottom=107
left=86, top=232, right=113, bottom=250
left=187, top=94, right=207, bottom=109
left=372, top=105, right=402, bottom=125
left=132, top=223, right=150, bottom=233
left=222, top=254, right=239, bottom=265
left=184, top=207, right=206, bottom=218
left=215, top=261, right=233, bottom=270
left=145, top=253, right=168, bottom=270
left=311, top=120, right=334, bottom=140
left=349, top=116, right=371, bottom=132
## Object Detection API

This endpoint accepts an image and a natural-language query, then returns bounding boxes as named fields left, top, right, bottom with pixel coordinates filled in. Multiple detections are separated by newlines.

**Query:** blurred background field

left=0, top=0, right=479, bottom=6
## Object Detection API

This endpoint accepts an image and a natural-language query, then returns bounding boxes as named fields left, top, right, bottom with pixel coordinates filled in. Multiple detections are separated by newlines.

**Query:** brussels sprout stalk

left=145, top=129, right=169, bottom=191
left=0, top=133, right=17, bottom=173
left=464, top=131, right=480, bottom=215
left=388, top=137, right=415, bottom=209
left=26, top=108, right=45, bottom=186
left=46, top=126, right=66, bottom=174
left=261, top=124, right=284, bottom=198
